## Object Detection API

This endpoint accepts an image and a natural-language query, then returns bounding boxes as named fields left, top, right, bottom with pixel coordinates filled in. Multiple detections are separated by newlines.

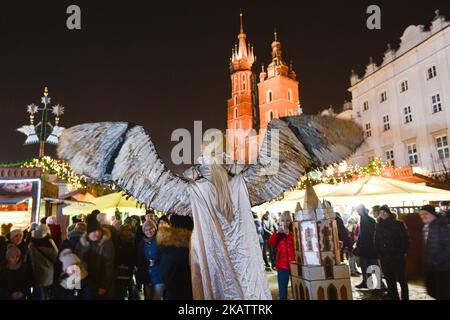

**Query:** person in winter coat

left=354, top=204, right=379, bottom=289
left=28, top=224, right=59, bottom=300
left=75, top=213, right=116, bottom=299
left=268, top=211, right=295, bottom=300
left=46, top=216, right=62, bottom=249
left=0, top=244, right=28, bottom=300
left=115, top=224, right=136, bottom=300
left=262, top=212, right=276, bottom=270
left=55, top=248, right=91, bottom=300
left=374, top=205, right=410, bottom=300
left=420, top=205, right=450, bottom=300
left=156, top=215, right=193, bottom=300
left=136, top=220, right=164, bottom=300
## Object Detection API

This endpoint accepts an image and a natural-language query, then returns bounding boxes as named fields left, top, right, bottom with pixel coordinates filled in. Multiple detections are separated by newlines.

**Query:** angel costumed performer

left=57, top=115, right=363, bottom=300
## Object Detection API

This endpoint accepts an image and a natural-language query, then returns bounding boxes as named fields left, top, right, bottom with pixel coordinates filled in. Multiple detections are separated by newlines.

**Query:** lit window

left=385, top=149, right=395, bottom=167
left=363, top=101, right=369, bottom=111
left=267, top=90, right=273, bottom=103
left=380, top=91, right=387, bottom=103
left=364, top=123, right=372, bottom=138
left=400, top=81, right=408, bottom=93
left=233, top=107, right=238, bottom=119
left=404, top=106, right=412, bottom=124
left=407, top=143, right=418, bottom=165
left=432, top=93, right=442, bottom=113
left=383, top=115, right=390, bottom=131
left=436, top=135, right=449, bottom=159
left=427, top=66, right=437, bottom=80
left=288, top=89, right=293, bottom=102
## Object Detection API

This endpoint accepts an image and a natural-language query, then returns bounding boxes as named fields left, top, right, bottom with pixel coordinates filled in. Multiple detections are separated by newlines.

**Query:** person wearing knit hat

left=75, top=213, right=115, bottom=299
left=9, top=229, right=23, bottom=246
left=29, top=223, right=58, bottom=300
left=420, top=205, right=450, bottom=300
left=0, top=244, right=27, bottom=300
left=86, top=213, right=102, bottom=235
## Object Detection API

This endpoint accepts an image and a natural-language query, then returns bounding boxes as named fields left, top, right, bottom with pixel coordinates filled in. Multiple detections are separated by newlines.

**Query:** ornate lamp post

left=17, top=87, right=65, bottom=157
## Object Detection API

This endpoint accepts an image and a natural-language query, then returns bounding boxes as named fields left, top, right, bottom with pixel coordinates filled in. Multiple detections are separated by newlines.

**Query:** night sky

left=1, top=1, right=449, bottom=172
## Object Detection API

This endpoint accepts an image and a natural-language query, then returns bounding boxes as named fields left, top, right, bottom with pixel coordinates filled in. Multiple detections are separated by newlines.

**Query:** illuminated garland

left=22, top=156, right=86, bottom=189
left=296, top=158, right=386, bottom=190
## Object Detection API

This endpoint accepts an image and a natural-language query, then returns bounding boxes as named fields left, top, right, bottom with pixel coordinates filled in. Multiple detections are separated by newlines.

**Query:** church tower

left=258, top=32, right=301, bottom=136
left=227, top=12, right=257, bottom=162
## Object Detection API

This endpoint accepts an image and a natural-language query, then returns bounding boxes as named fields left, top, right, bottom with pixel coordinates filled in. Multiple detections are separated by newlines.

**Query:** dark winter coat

left=0, top=261, right=28, bottom=300
left=268, top=232, right=295, bottom=270
left=28, top=237, right=58, bottom=287
left=136, top=236, right=162, bottom=285
left=75, top=228, right=115, bottom=297
left=424, top=217, right=450, bottom=272
left=156, top=226, right=192, bottom=300
left=115, top=237, right=135, bottom=284
left=374, top=218, right=410, bottom=258
left=354, top=213, right=378, bottom=259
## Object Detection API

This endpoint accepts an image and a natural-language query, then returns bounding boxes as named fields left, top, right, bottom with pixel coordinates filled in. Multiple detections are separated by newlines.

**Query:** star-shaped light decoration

left=52, top=104, right=65, bottom=117
left=27, top=104, right=38, bottom=114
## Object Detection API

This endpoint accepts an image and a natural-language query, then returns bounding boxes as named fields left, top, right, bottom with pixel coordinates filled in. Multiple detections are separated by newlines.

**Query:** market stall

left=62, top=191, right=145, bottom=219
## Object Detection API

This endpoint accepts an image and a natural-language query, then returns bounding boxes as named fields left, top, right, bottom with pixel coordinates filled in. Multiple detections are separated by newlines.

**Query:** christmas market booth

left=0, top=167, right=42, bottom=229
left=252, top=159, right=450, bottom=280
left=62, top=191, right=146, bottom=220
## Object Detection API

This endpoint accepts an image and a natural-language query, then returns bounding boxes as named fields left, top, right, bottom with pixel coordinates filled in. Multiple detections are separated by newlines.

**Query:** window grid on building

left=363, top=101, right=369, bottom=111
left=364, top=123, right=372, bottom=138
left=404, top=106, right=413, bottom=124
left=427, top=65, right=437, bottom=80
left=400, top=81, right=409, bottom=93
left=436, top=135, right=449, bottom=159
left=385, top=149, right=395, bottom=167
left=380, top=91, right=387, bottom=103
left=432, top=93, right=442, bottom=113
left=407, top=143, right=418, bottom=165
left=383, top=115, right=390, bottom=131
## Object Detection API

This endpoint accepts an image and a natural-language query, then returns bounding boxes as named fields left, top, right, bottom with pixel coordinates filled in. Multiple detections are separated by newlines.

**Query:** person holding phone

left=268, top=211, right=295, bottom=300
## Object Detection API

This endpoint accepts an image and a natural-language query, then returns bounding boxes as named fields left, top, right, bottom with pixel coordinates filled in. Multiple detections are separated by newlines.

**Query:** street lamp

left=16, top=87, right=65, bottom=157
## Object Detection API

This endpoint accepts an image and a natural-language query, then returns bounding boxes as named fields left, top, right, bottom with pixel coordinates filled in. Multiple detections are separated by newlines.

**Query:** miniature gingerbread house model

left=290, top=185, right=352, bottom=300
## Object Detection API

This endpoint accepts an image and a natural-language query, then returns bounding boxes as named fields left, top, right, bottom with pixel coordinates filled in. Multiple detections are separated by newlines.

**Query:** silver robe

left=189, top=174, right=272, bottom=300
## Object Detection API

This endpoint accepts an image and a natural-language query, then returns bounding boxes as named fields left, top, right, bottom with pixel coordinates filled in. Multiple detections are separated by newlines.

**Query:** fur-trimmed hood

left=156, top=226, right=192, bottom=248
left=79, top=227, right=111, bottom=247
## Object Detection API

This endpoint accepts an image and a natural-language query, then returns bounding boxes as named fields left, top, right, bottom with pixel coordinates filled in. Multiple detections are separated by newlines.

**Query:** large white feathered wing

left=57, top=122, right=191, bottom=215
left=243, top=115, right=364, bottom=207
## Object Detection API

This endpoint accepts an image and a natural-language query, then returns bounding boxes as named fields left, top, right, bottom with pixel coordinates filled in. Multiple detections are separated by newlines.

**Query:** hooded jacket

left=156, top=226, right=192, bottom=300
left=75, top=228, right=115, bottom=295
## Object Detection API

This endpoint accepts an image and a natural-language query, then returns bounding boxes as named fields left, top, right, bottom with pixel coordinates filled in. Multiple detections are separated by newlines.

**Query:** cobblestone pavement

left=266, top=270, right=433, bottom=300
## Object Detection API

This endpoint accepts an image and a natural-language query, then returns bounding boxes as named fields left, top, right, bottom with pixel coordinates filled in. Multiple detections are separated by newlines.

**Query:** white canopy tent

left=252, top=176, right=450, bottom=214
left=62, top=192, right=145, bottom=217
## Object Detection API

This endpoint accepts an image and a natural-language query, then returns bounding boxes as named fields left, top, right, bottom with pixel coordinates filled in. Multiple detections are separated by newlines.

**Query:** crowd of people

left=1, top=201, right=448, bottom=301
left=0, top=209, right=194, bottom=300
left=255, top=201, right=450, bottom=301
